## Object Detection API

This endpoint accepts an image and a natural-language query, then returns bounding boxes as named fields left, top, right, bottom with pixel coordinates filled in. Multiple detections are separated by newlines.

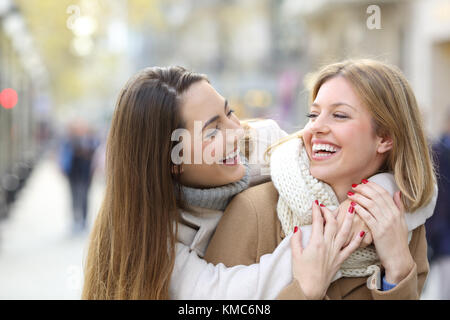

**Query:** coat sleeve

left=275, top=280, right=309, bottom=300
left=369, top=225, right=429, bottom=299
left=204, top=190, right=309, bottom=300
left=169, top=236, right=295, bottom=299
left=204, top=193, right=259, bottom=266
left=180, top=190, right=300, bottom=299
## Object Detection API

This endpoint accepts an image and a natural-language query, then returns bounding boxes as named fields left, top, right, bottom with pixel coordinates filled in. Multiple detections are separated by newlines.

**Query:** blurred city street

left=0, top=151, right=104, bottom=299
left=0, top=0, right=449, bottom=300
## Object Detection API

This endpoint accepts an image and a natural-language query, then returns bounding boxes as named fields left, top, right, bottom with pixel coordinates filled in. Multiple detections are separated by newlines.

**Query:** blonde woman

left=204, top=59, right=436, bottom=299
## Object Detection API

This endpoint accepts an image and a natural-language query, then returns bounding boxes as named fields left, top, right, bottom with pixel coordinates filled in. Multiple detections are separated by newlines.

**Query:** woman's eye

left=227, top=109, right=234, bottom=118
left=205, top=126, right=219, bottom=139
left=334, top=113, right=348, bottom=119
left=306, top=113, right=318, bottom=119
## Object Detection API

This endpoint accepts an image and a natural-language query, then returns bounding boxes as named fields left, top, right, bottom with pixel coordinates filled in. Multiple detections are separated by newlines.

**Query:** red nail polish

left=360, top=231, right=366, bottom=238
left=294, top=226, right=298, bottom=233
left=347, top=191, right=355, bottom=196
left=320, top=203, right=325, bottom=207
left=352, top=184, right=358, bottom=188
left=350, top=201, right=357, bottom=207
left=315, top=200, right=319, bottom=205
left=361, top=179, right=369, bottom=184
left=348, top=205, right=355, bottom=214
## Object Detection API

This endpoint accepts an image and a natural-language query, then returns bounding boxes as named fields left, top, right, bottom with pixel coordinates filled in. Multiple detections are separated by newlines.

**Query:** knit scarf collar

left=180, top=156, right=250, bottom=211
left=270, top=137, right=339, bottom=233
left=270, top=137, right=381, bottom=278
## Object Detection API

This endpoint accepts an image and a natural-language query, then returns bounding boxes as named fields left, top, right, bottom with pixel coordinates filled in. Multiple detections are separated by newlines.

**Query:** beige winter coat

left=204, top=181, right=430, bottom=300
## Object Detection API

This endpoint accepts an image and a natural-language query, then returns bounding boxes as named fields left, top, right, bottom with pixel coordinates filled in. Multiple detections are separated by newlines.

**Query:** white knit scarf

left=270, top=137, right=381, bottom=278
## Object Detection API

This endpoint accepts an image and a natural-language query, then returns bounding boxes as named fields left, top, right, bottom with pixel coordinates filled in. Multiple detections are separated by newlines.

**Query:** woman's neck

left=180, top=159, right=250, bottom=211
left=331, top=181, right=354, bottom=203
left=330, top=171, right=381, bottom=203
left=328, top=158, right=386, bottom=203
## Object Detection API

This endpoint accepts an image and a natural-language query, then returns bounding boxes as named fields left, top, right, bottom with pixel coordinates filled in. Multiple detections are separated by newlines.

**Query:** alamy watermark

left=366, top=5, right=381, bottom=30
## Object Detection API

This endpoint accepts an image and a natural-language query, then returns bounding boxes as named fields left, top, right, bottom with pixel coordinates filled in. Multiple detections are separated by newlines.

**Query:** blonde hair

left=268, top=59, right=436, bottom=212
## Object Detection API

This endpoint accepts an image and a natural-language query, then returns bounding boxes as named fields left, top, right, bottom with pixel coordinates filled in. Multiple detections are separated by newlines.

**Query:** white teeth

left=312, top=143, right=338, bottom=152
left=223, top=148, right=239, bottom=161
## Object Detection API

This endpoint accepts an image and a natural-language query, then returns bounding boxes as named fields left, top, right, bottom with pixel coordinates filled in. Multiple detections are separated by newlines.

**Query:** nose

left=309, top=114, right=330, bottom=135
left=224, top=117, right=244, bottom=148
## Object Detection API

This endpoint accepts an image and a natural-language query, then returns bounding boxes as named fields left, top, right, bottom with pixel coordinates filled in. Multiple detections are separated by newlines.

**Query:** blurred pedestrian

left=59, top=121, right=99, bottom=234
left=426, top=110, right=450, bottom=299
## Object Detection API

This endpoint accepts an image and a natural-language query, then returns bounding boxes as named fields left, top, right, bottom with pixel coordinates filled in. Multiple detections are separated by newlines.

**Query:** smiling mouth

left=219, top=148, right=241, bottom=166
left=311, top=143, right=341, bottom=160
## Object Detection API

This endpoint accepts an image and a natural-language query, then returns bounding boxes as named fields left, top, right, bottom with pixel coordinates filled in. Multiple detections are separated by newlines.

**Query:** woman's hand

left=290, top=201, right=365, bottom=299
left=348, top=181, right=415, bottom=284
left=334, top=199, right=373, bottom=248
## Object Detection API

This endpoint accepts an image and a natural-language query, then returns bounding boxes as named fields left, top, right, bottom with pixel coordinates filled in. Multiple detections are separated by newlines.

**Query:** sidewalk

left=0, top=153, right=104, bottom=299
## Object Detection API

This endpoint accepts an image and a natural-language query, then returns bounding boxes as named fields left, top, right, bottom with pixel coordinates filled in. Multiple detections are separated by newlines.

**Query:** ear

left=377, top=135, right=393, bottom=154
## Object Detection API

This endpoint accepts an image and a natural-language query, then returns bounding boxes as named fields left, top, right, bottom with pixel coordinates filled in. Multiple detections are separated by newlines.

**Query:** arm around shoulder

left=368, top=172, right=438, bottom=231
left=204, top=192, right=259, bottom=266
left=171, top=236, right=295, bottom=299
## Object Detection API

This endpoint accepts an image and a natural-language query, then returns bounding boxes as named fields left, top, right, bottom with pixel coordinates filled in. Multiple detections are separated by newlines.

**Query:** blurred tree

left=128, top=0, right=165, bottom=30
left=15, top=0, right=83, bottom=106
left=14, top=0, right=144, bottom=119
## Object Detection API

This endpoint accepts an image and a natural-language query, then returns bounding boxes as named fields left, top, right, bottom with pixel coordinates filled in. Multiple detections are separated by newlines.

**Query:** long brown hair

left=82, top=66, right=208, bottom=299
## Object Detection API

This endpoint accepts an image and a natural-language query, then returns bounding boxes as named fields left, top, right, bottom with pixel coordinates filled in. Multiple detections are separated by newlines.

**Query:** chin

left=221, top=163, right=246, bottom=184
left=231, top=163, right=247, bottom=181
left=309, top=166, right=335, bottom=183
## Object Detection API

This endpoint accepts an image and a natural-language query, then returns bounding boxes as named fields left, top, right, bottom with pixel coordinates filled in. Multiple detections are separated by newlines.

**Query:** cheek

left=302, top=127, right=313, bottom=147
left=202, top=140, right=215, bottom=157
left=202, top=139, right=226, bottom=160
left=334, top=122, right=364, bottom=147
left=336, top=123, right=359, bottom=140
left=339, top=124, right=377, bottom=157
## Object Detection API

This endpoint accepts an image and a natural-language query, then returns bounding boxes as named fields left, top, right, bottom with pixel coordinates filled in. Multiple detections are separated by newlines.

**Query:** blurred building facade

left=0, top=1, right=50, bottom=221
left=125, top=0, right=450, bottom=137
left=279, top=0, right=450, bottom=138
left=127, top=0, right=309, bottom=132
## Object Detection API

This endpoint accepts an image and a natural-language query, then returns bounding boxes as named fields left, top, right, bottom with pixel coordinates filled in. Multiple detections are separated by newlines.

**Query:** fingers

left=393, top=191, right=405, bottom=215
left=321, top=205, right=338, bottom=243
left=360, top=231, right=373, bottom=248
left=332, top=207, right=340, bottom=218
left=351, top=180, right=397, bottom=218
left=338, top=231, right=366, bottom=263
left=311, top=201, right=324, bottom=242
left=352, top=202, right=378, bottom=234
left=335, top=203, right=355, bottom=248
left=348, top=191, right=387, bottom=222
left=367, top=181, right=401, bottom=216
left=290, top=226, right=303, bottom=256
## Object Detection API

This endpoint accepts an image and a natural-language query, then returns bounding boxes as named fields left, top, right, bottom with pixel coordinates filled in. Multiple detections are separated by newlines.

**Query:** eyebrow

left=201, top=99, right=228, bottom=132
left=311, top=102, right=356, bottom=111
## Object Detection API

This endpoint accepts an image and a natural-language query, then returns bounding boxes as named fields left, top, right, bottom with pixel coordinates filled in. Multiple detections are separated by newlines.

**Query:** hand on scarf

left=334, top=199, right=373, bottom=248
left=348, top=181, right=415, bottom=284
left=290, top=200, right=365, bottom=299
